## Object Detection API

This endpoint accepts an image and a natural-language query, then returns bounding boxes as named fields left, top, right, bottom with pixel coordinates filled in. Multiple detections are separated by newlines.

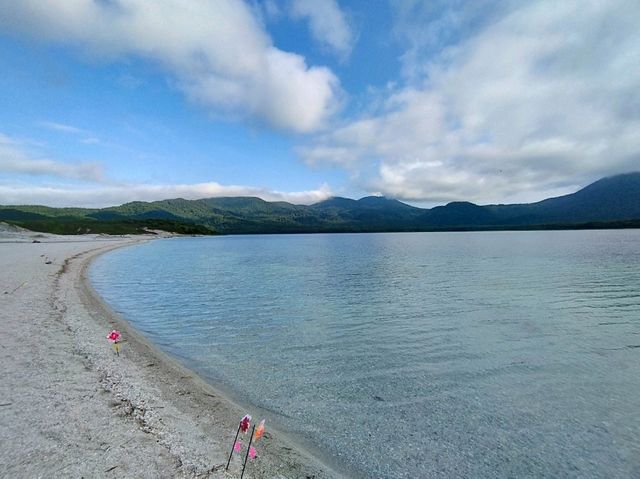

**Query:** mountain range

left=1, top=172, right=640, bottom=235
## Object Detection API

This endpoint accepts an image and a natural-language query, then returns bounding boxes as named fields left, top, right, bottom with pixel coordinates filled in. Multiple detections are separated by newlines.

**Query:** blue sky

left=0, top=0, right=638, bottom=207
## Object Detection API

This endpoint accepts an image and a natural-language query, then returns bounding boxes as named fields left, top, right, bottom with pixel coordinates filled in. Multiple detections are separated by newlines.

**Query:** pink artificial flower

left=107, top=330, right=121, bottom=343
left=249, top=446, right=257, bottom=459
left=239, top=414, right=252, bottom=433
left=234, top=441, right=242, bottom=453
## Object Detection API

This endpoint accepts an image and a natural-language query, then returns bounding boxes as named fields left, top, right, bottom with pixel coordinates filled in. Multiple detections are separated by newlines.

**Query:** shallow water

left=90, top=230, right=640, bottom=478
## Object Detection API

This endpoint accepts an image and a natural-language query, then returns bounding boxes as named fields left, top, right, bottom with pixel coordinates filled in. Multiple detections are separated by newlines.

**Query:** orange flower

left=254, top=420, right=265, bottom=441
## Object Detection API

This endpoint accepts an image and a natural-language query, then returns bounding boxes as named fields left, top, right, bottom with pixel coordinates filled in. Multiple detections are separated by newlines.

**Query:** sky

left=0, top=0, right=638, bottom=208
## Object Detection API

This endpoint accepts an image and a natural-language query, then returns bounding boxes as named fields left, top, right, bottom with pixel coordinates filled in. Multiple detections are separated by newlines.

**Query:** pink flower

left=107, top=330, right=121, bottom=343
left=249, top=446, right=257, bottom=459
left=239, top=414, right=251, bottom=433
left=234, top=441, right=242, bottom=453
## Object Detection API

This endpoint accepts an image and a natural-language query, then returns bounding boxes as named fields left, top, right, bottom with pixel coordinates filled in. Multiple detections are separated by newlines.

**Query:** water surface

left=90, top=231, right=640, bottom=478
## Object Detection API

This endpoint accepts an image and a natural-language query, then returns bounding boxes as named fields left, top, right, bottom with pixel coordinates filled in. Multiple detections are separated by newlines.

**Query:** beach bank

left=0, top=230, right=339, bottom=478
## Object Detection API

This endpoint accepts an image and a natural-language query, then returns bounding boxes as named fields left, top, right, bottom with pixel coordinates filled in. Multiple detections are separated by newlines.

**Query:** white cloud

left=390, top=0, right=510, bottom=81
left=0, top=0, right=340, bottom=132
left=0, top=131, right=332, bottom=207
left=0, top=181, right=333, bottom=208
left=39, top=121, right=85, bottom=134
left=263, top=0, right=282, bottom=20
left=290, top=0, right=353, bottom=59
left=303, top=0, right=640, bottom=204
left=0, top=133, right=105, bottom=182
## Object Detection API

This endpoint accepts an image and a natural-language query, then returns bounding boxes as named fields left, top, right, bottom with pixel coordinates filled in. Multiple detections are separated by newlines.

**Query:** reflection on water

left=91, top=230, right=640, bottom=478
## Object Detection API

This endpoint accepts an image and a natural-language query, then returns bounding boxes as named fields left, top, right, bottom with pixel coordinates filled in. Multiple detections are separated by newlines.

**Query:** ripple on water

left=91, top=231, right=640, bottom=478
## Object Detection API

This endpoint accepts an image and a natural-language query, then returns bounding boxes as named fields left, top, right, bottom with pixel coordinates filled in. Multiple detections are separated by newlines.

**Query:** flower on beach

left=253, top=420, right=265, bottom=441
left=234, top=441, right=242, bottom=453
left=107, top=330, right=121, bottom=343
left=249, top=446, right=257, bottom=459
left=240, top=414, right=252, bottom=433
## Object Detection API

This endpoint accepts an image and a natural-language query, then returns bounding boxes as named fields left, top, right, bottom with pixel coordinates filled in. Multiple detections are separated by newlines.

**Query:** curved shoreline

left=84, top=239, right=348, bottom=477
left=1, top=234, right=342, bottom=478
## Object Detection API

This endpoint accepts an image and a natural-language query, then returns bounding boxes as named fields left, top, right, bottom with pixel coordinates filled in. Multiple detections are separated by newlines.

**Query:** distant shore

left=0, top=228, right=339, bottom=478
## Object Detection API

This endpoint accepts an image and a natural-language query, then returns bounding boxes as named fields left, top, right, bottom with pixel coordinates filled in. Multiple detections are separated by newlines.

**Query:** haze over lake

left=90, top=230, right=640, bottom=478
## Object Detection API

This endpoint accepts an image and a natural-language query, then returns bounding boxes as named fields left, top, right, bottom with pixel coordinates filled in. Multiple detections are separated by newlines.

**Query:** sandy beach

left=0, top=226, right=339, bottom=478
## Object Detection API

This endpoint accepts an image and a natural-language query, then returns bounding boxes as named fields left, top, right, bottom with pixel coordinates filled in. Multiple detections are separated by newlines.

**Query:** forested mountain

left=2, top=173, right=639, bottom=234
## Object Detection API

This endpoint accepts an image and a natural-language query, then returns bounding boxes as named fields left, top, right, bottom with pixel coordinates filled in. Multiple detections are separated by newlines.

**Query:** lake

left=89, top=230, right=640, bottom=478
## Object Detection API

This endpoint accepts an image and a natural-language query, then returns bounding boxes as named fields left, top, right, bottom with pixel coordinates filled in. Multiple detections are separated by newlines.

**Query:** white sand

left=0, top=228, right=340, bottom=478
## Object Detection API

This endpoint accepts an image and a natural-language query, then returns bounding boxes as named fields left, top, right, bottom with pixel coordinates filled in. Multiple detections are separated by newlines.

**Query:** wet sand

left=0, top=228, right=340, bottom=478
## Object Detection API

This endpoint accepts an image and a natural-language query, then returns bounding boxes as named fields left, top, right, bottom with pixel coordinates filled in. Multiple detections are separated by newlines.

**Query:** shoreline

left=0, top=232, right=342, bottom=478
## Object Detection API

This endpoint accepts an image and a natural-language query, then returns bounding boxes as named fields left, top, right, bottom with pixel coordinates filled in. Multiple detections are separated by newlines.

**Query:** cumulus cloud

left=290, top=0, right=353, bottom=59
left=0, top=133, right=105, bottom=182
left=303, top=0, right=640, bottom=204
left=0, top=181, right=333, bottom=208
left=390, top=0, right=509, bottom=81
left=0, top=0, right=340, bottom=132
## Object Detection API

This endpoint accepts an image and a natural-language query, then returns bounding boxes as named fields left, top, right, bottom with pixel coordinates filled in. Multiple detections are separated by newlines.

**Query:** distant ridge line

left=1, top=172, right=640, bottom=235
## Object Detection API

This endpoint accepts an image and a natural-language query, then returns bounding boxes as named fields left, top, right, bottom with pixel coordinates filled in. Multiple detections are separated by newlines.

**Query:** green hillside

left=1, top=173, right=639, bottom=234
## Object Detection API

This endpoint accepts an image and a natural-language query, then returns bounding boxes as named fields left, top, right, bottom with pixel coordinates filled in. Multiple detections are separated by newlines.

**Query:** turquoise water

left=90, top=231, right=640, bottom=478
